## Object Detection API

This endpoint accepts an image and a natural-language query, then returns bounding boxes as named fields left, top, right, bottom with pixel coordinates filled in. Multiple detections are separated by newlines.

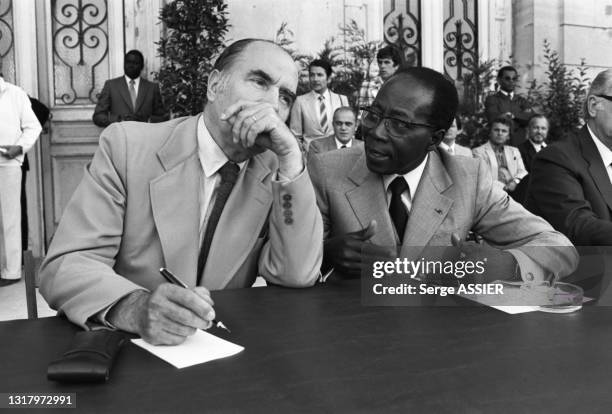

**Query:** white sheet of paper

left=132, top=330, right=244, bottom=369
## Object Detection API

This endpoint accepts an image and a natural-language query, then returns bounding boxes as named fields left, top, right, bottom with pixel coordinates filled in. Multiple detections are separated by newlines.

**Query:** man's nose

left=261, top=87, right=280, bottom=112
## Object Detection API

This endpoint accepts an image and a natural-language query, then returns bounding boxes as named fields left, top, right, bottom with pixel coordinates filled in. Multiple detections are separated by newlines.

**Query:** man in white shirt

left=308, top=107, right=363, bottom=156
left=290, top=59, right=349, bottom=149
left=0, top=59, right=42, bottom=286
left=92, top=50, right=168, bottom=127
left=527, top=69, right=612, bottom=245
left=310, top=67, right=577, bottom=282
left=40, top=39, right=323, bottom=345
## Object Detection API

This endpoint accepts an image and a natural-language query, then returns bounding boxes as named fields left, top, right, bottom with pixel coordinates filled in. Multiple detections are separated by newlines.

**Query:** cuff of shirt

left=508, top=249, right=546, bottom=283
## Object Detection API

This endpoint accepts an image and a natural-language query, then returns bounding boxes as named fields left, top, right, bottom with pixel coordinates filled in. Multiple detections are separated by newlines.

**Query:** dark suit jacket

left=484, top=91, right=532, bottom=146
left=518, top=140, right=539, bottom=173
left=526, top=126, right=612, bottom=245
left=92, top=77, right=168, bottom=127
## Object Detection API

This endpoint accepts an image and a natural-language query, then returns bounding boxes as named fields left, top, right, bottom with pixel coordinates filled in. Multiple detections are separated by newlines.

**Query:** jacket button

left=282, top=202, right=292, bottom=209
left=284, top=218, right=294, bottom=224
left=283, top=194, right=292, bottom=201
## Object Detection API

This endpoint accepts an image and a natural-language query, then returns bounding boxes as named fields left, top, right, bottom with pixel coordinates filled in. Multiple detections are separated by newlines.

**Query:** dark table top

left=2, top=279, right=612, bottom=413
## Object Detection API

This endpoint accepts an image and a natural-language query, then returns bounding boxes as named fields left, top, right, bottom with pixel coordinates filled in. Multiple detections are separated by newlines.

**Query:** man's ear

left=207, top=69, right=223, bottom=102
left=587, top=95, right=600, bottom=118
left=429, top=129, right=446, bottom=149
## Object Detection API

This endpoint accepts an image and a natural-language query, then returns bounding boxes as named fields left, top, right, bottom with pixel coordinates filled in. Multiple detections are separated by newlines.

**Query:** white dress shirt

left=0, top=77, right=42, bottom=166
left=197, top=116, right=247, bottom=242
left=383, top=154, right=428, bottom=213
left=588, top=124, right=612, bottom=184
left=334, top=137, right=353, bottom=149
left=125, top=75, right=140, bottom=97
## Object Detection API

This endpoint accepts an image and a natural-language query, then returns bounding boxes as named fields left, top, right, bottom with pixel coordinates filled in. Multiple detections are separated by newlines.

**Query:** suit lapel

left=581, top=127, right=612, bottom=211
left=134, top=79, right=148, bottom=113
left=485, top=142, right=499, bottom=175
left=345, top=154, right=396, bottom=247
left=306, top=92, right=323, bottom=135
left=203, top=156, right=273, bottom=289
left=150, top=116, right=201, bottom=286
left=401, top=152, right=453, bottom=254
left=118, top=78, right=134, bottom=111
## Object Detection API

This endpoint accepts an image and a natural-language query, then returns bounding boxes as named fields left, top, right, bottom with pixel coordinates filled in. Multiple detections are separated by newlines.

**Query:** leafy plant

left=155, top=0, right=229, bottom=117
left=527, top=39, right=589, bottom=141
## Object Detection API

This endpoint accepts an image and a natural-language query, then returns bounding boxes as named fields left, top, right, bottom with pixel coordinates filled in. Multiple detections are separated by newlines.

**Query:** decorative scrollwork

left=443, top=0, right=478, bottom=81
left=52, top=0, right=109, bottom=105
left=0, top=0, right=14, bottom=82
left=383, top=0, right=421, bottom=66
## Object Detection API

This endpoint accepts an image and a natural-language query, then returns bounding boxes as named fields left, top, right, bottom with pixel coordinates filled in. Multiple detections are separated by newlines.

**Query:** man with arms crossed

left=309, top=67, right=576, bottom=280
left=40, top=39, right=323, bottom=345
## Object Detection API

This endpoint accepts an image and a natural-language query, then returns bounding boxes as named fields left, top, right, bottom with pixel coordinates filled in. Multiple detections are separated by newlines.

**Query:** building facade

left=1, top=0, right=610, bottom=257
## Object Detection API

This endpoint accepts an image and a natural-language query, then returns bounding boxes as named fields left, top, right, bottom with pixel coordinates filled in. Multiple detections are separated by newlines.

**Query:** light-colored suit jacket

left=472, top=142, right=527, bottom=187
left=40, top=116, right=323, bottom=328
left=309, top=147, right=577, bottom=279
left=290, top=90, right=349, bottom=145
left=307, top=135, right=364, bottom=158
left=439, top=143, right=472, bottom=157
left=92, top=76, right=168, bottom=127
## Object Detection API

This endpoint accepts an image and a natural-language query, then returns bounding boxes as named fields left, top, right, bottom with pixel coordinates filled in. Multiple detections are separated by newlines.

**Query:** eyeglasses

left=501, top=76, right=518, bottom=81
left=595, top=95, right=612, bottom=102
left=360, top=107, right=435, bottom=136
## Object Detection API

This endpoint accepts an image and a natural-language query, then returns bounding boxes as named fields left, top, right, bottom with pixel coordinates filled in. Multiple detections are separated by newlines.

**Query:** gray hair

left=585, top=69, right=612, bottom=120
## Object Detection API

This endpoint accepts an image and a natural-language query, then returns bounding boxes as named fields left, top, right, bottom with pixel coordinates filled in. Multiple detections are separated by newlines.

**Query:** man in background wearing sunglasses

left=527, top=69, right=612, bottom=245
left=485, top=66, right=534, bottom=146
left=309, top=67, right=576, bottom=282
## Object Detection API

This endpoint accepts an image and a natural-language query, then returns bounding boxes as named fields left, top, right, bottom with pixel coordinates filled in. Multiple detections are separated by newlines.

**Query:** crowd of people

left=1, top=38, right=611, bottom=346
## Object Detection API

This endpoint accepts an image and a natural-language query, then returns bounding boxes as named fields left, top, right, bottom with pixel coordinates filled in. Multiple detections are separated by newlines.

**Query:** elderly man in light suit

left=309, top=67, right=577, bottom=281
left=472, top=117, right=528, bottom=195
left=40, top=39, right=323, bottom=345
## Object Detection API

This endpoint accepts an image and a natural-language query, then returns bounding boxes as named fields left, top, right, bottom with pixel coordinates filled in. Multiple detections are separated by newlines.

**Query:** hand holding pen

left=160, top=268, right=230, bottom=333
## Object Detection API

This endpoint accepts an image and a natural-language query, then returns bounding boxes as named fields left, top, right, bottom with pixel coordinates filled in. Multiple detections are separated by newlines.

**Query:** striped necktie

left=318, top=95, right=328, bottom=133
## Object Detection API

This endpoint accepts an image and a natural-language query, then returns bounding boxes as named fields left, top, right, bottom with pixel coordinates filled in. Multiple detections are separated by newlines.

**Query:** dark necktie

left=341, top=145, right=347, bottom=149
left=197, top=162, right=240, bottom=284
left=389, top=177, right=409, bottom=241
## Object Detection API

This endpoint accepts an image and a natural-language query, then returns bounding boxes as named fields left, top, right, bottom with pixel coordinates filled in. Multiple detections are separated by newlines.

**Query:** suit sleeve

left=484, top=95, right=502, bottom=123
left=528, top=147, right=612, bottom=245
left=513, top=147, right=528, bottom=180
left=257, top=167, right=323, bottom=287
left=289, top=98, right=304, bottom=141
left=15, top=90, right=42, bottom=155
left=149, top=82, right=169, bottom=123
left=39, top=124, right=146, bottom=328
left=92, top=80, right=114, bottom=127
left=471, top=158, right=578, bottom=280
left=308, top=154, right=331, bottom=240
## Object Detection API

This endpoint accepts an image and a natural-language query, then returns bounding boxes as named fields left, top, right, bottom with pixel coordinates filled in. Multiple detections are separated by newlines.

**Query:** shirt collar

left=197, top=115, right=246, bottom=177
left=125, top=75, right=140, bottom=88
left=0, top=77, right=6, bottom=93
left=499, top=90, right=514, bottom=99
left=438, top=142, right=454, bottom=152
left=334, top=137, right=352, bottom=149
left=529, top=139, right=547, bottom=151
left=588, top=124, right=612, bottom=169
left=383, top=153, right=429, bottom=201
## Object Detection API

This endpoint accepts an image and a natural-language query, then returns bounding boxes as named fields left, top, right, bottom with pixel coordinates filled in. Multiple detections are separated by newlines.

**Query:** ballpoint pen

left=159, top=267, right=231, bottom=333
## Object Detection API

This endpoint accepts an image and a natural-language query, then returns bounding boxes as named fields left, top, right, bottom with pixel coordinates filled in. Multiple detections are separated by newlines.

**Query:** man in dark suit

left=92, top=50, right=168, bottom=127
left=518, top=114, right=549, bottom=173
left=310, top=67, right=576, bottom=282
left=484, top=66, right=534, bottom=146
left=308, top=107, right=363, bottom=157
left=527, top=69, right=612, bottom=245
